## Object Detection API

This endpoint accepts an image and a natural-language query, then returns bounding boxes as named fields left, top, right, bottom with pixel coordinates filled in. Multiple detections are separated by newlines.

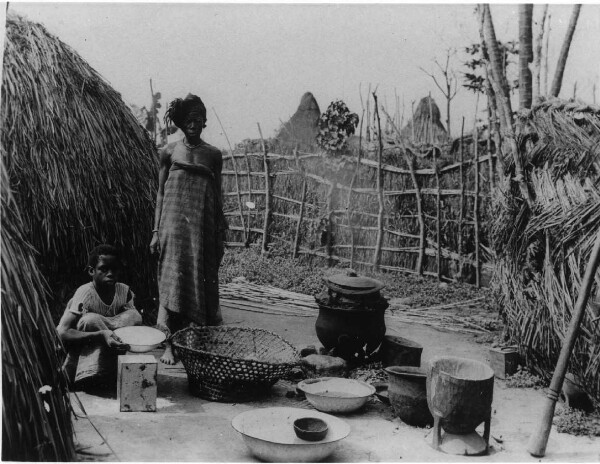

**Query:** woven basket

left=171, top=326, right=299, bottom=402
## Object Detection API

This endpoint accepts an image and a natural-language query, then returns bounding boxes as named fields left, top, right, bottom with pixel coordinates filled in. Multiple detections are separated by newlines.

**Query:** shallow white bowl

left=231, top=407, right=350, bottom=462
left=297, top=377, right=376, bottom=414
left=113, top=326, right=166, bottom=353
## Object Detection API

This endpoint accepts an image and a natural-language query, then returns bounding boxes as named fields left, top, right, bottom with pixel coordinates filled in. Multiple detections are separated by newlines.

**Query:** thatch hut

left=1, top=158, right=75, bottom=461
left=492, top=98, right=600, bottom=402
left=400, top=96, right=449, bottom=145
left=275, top=92, right=321, bottom=150
left=1, top=14, right=159, bottom=317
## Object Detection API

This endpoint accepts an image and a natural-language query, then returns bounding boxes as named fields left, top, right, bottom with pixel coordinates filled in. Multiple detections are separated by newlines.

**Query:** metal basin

left=113, top=326, right=166, bottom=353
left=231, top=407, right=350, bottom=462
left=297, top=377, right=375, bottom=414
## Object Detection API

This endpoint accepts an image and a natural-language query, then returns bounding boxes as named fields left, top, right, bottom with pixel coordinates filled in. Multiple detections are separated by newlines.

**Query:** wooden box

left=117, top=355, right=157, bottom=412
left=488, top=346, right=520, bottom=379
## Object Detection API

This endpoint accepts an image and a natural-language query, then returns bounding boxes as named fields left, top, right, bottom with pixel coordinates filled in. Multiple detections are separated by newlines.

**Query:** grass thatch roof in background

left=492, top=97, right=600, bottom=402
left=1, top=157, right=76, bottom=461
left=275, top=92, right=321, bottom=150
left=401, top=95, right=449, bottom=146
left=1, top=14, right=159, bottom=317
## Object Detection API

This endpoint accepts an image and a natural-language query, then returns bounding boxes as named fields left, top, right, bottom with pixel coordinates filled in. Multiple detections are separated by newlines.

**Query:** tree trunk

left=543, top=13, right=551, bottom=95
left=518, top=4, right=534, bottom=109
left=477, top=7, right=504, bottom=172
left=481, top=3, right=534, bottom=207
left=550, top=4, right=582, bottom=97
left=533, top=5, right=548, bottom=101
left=481, top=5, right=513, bottom=129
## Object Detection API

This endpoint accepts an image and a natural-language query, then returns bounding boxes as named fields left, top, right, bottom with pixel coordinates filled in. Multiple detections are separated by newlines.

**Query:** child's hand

left=100, top=330, right=130, bottom=351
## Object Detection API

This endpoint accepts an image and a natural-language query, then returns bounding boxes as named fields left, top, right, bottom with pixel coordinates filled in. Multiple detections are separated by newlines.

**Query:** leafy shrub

left=554, top=406, right=600, bottom=437
left=505, top=366, right=547, bottom=389
left=316, top=100, right=359, bottom=152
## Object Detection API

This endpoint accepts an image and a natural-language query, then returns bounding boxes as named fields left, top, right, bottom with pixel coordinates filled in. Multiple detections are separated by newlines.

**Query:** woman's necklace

left=183, top=138, right=203, bottom=150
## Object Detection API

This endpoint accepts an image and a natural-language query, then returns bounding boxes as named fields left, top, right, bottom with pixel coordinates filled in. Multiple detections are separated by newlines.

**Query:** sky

left=4, top=2, right=600, bottom=149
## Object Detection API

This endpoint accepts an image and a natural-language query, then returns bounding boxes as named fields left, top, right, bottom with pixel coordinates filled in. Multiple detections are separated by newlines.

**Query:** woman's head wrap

left=164, top=94, right=207, bottom=130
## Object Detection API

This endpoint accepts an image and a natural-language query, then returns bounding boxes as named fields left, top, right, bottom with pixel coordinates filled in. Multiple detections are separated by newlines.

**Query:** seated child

left=57, top=244, right=142, bottom=387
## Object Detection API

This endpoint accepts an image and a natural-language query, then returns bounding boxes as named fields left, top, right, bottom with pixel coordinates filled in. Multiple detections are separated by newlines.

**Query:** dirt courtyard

left=73, top=305, right=599, bottom=462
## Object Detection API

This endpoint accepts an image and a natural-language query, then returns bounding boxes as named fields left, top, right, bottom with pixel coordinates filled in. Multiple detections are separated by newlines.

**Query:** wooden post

left=242, top=147, right=253, bottom=247
left=293, top=146, right=307, bottom=259
left=257, top=123, right=271, bottom=254
left=528, top=229, right=600, bottom=457
left=458, top=118, right=465, bottom=280
left=326, top=182, right=335, bottom=266
left=213, top=108, right=247, bottom=243
left=429, top=93, right=441, bottom=280
left=435, top=150, right=442, bottom=281
left=473, top=126, right=481, bottom=288
left=381, top=107, right=425, bottom=276
left=408, top=153, right=425, bottom=275
left=347, top=111, right=365, bottom=269
left=373, top=93, right=385, bottom=271
left=366, top=83, right=372, bottom=143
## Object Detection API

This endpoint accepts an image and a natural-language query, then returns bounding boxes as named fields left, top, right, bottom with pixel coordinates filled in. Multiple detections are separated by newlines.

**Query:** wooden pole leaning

left=527, top=228, right=600, bottom=457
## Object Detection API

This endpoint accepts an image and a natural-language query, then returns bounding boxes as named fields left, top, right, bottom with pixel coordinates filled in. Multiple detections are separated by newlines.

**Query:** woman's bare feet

left=160, top=342, right=178, bottom=365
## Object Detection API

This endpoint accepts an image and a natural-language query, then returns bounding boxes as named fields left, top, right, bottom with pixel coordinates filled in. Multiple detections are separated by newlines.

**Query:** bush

left=554, top=406, right=600, bottom=437
left=505, top=366, right=547, bottom=389
left=316, top=100, right=359, bottom=152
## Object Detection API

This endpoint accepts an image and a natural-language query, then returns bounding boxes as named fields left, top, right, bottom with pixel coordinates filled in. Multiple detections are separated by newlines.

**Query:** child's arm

left=118, top=288, right=143, bottom=324
left=56, top=303, right=128, bottom=349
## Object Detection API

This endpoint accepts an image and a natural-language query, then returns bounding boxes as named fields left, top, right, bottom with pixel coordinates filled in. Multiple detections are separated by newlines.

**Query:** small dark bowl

left=293, top=417, right=329, bottom=441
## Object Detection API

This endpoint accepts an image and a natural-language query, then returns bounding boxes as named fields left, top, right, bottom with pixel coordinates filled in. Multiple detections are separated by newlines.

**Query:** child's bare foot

left=160, top=344, right=178, bottom=365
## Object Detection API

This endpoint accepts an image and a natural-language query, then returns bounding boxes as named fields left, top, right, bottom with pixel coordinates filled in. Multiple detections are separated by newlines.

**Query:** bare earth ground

left=72, top=305, right=599, bottom=462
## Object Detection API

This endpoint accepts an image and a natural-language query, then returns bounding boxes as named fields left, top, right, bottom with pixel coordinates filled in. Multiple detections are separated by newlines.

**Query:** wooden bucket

left=426, top=356, right=494, bottom=435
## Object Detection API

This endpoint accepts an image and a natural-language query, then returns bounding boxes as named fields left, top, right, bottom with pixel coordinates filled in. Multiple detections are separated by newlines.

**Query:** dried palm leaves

left=1, top=157, right=75, bottom=460
left=492, top=98, right=600, bottom=401
left=1, top=14, right=159, bottom=316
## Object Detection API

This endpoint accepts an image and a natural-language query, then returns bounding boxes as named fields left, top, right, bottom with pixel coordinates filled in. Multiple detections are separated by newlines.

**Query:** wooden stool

left=117, top=355, right=157, bottom=412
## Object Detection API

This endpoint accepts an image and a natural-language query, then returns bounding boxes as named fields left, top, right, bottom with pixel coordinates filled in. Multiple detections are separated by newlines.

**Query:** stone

left=300, top=354, right=347, bottom=378
left=300, top=345, right=318, bottom=357
left=117, top=355, right=157, bottom=412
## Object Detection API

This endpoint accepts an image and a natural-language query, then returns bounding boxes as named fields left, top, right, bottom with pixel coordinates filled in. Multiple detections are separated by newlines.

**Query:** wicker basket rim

left=171, top=325, right=300, bottom=367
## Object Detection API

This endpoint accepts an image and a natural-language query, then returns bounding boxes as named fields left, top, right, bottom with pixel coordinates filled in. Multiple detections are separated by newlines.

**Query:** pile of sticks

left=220, top=279, right=318, bottom=318
left=220, top=280, right=493, bottom=335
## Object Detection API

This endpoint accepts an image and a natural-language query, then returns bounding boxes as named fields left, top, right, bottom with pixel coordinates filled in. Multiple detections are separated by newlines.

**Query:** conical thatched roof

left=275, top=92, right=321, bottom=150
left=492, top=98, right=600, bottom=401
left=401, top=96, right=448, bottom=145
left=1, top=157, right=75, bottom=461
left=1, top=15, right=159, bottom=315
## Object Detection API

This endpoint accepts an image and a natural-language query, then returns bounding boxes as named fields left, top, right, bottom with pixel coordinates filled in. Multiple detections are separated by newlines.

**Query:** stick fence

left=221, top=134, right=496, bottom=285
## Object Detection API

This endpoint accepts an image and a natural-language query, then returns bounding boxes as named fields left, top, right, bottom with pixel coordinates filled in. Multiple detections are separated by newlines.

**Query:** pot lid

left=325, top=269, right=384, bottom=295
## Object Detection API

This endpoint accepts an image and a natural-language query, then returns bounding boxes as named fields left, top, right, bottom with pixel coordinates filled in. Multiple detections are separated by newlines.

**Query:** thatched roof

left=492, top=98, right=600, bottom=401
left=275, top=92, right=321, bottom=150
left=1, top=157, right=75, bottom=460
left=401, top=96, right=449, bottom=145
left=1, top=14, right=159, bottom=315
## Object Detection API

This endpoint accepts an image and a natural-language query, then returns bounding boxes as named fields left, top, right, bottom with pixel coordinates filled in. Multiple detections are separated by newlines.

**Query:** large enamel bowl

left=231, top=407, right=350, bottom=462
left=297, top=377, right=376, bottom=414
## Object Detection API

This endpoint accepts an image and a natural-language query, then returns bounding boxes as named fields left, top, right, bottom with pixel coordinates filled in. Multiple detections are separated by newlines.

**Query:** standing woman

left=149, top=94, right=227, bottom=364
